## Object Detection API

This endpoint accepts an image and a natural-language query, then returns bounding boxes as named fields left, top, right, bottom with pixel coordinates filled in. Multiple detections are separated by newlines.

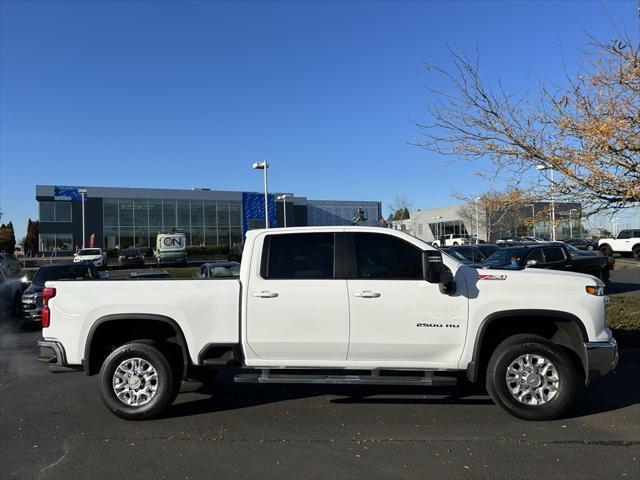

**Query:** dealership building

left=35, top=185, right=382, bottom=253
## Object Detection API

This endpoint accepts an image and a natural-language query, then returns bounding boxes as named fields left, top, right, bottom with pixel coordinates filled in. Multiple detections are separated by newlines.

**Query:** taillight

left=41, top=287, right=56, bottom=328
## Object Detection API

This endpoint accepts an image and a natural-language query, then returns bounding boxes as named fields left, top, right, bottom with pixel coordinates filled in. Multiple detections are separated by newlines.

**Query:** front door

left=347, top=232, right=468, bottom=367
left=245, top=232, right=349, bottom=363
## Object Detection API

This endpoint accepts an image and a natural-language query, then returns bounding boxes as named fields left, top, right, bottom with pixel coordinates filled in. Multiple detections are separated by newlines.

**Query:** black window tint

left=266, top=233, right=334, bottom=279
left=542, top=247, right=566, bottom=263
left=617, top=230, right=631, bottom=239
left=525, top=249, right=545, bottom=264
left=354, top=233, right=422, bottom=279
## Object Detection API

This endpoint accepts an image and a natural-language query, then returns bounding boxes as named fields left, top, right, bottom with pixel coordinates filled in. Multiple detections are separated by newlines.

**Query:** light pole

left=276, top=194, right=291, bottom=228
left=536, top=165, right=556, bottom=241
left=474, top=197, right=481, bottom=243
left=252, top=162, right=270, bottom=228
left=78, top=188, right=88, bottom=248
left=432, top=216, right=442, bottom=244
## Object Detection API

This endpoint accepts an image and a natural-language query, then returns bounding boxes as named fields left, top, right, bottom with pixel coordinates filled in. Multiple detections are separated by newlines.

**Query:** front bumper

left=583, top=332, right=618, bottom=383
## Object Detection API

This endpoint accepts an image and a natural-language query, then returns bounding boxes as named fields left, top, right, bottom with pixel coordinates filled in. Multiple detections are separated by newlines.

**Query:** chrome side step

left=234, top=370, right=457, bottom=386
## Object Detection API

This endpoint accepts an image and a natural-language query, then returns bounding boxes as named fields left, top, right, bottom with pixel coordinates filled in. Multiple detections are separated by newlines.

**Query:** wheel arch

left=83, top=313, right=190, bottom=377
left=466, top=309, right=588, bottom=384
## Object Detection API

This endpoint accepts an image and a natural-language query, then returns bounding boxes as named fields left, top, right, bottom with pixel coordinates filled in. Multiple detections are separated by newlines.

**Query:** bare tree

left=388, top=194, right=413, bottom=220
left=416, top=37, right=640, bottom=214
left=456, top=190, right=539, bottom=241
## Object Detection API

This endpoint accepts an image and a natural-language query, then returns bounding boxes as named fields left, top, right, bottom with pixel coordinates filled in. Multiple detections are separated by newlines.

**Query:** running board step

left=234, top=371, right=457, bottom=386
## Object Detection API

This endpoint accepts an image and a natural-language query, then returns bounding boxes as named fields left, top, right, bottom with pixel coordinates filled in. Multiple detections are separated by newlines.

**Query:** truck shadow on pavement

left=163, top=355, right=639, bottom=421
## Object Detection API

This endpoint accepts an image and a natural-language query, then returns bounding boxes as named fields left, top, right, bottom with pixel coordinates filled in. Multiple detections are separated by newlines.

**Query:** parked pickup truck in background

left=598, top=229, right=640, bottom=259
left=38, top=227, right=618, bottom=421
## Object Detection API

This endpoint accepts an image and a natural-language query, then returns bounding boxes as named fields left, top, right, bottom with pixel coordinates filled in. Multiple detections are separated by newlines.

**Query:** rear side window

left=354, top=233, right=422, bottom=279
left=263, top=233, right=334, bottom=279
left=542, top=247, right=566, bottom=263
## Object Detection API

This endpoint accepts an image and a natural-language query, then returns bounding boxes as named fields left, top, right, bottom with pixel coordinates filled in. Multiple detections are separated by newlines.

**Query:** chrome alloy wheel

left=505, top=354, right=560, bottom=406
left=113, top=357, right=159, bottom=406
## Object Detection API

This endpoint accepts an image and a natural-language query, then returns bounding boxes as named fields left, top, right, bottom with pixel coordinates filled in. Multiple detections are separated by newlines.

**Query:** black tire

left=100, top=342, right=176, bottom=420
left=632, top=245, right=640, bottom=260
left=485, top=334, right=576, bottom=421
left=599, top=244, right=613, bottom=257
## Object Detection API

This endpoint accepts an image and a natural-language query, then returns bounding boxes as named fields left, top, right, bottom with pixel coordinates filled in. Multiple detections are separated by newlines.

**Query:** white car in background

left=73, top=248, right=107, bottom=269
left=598, top=229, right=640, bottom=259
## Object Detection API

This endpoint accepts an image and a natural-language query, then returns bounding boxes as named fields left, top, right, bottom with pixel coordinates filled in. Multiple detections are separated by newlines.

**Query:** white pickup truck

left=38, top=227, right=618, bottom=421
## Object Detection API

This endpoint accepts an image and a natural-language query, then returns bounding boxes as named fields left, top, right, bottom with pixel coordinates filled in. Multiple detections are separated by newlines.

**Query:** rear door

left=245, top=232, right=349, bottom=362
left=346, top=232, right=468, bottom=366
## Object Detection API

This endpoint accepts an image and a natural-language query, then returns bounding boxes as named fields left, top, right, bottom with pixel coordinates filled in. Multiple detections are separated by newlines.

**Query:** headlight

left=585, top=285, right=605, bottom=296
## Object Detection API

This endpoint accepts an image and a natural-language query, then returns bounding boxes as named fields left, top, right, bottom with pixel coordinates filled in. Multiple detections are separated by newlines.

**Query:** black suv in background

left=479, top=243, right=611, bottom=281
left=118, top=248, right=145, bottom=268
left=21, top=263, right=98, bottom=328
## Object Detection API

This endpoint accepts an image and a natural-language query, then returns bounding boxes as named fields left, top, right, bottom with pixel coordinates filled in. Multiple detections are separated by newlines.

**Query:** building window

left=163, top=200, right=177, bottom=228
left=39, top=201, right=72, bottom=222
left=119, top=199, right=134, bottom=226
left=103, top=199, right=119, bottom=226
left=39, top=233, right=73, bottom=252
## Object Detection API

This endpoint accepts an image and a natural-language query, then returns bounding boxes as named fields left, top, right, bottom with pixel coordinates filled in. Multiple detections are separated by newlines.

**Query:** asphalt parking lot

left=0, top=324, right=638, bottom=480
left=1, top=261, right=638, bottom=479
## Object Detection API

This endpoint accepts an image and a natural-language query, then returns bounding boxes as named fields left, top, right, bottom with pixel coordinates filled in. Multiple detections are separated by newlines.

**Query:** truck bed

left=45, top=279, right=241, bottom=365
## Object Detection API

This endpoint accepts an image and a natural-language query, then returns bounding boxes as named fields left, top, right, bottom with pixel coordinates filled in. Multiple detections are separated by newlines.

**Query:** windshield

left=33, top=265, right=94, bottom=285
left=481, top=247, right=527, bottom=267
left=78, top=249, right=101, bottom=256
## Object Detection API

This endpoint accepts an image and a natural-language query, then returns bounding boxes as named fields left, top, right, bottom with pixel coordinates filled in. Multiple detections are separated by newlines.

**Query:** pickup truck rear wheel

left=100, top=342, right=175, bottom=420
left=486, top=334, right=576, bottom=421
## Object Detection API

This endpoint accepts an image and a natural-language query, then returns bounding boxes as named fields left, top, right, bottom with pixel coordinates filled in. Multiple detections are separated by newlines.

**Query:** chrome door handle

left=353, top=290, right=381, bottom=298
left=252, top=291, right=279, bottom=298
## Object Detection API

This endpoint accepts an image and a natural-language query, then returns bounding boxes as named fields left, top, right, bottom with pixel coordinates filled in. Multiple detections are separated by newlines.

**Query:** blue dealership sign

left=242, top=192, right=276, bottom=234
left=54, top=186, right=86, bottom=201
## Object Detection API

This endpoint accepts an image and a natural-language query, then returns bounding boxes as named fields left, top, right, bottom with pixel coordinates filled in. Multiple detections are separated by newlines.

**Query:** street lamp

left=432, top=216, right=442, bottom=243
left=78, top=188, right=88, bottom=248
left=276, top=194, right=291, bottom=228
left=536, top=164, right=556, bottom=241
left=252, top=161, right=270, bottom=229
left=611, top=217, right=620, bottom=237
left=474, top=197, right=481, bottom=243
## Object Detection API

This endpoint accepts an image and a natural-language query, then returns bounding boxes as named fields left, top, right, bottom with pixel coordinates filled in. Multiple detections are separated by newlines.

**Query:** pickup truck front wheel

left=100, top=343, right=175, bottom=420
left=486, top=335, right=576, bottom=421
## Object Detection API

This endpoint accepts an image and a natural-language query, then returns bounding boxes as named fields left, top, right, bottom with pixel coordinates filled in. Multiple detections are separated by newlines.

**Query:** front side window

left=525, top=249, right=545, bottom=264
left=617, top=230, right=631, bottom=239
left=542, top=247, right=566, bottom=263
left=264, top=233, right=334, bottom=279
left=354, top=233, right=422, bottom=279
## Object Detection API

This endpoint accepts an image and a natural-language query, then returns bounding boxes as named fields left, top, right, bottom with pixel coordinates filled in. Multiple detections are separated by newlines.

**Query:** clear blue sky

left=1, top=0, right=638, bottom=239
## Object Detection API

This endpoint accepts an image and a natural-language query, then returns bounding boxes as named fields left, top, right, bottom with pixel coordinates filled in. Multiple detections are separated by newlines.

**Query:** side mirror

left=526, top=260, right=538, bottom=267
left=423, top=250, right=456, bottom=295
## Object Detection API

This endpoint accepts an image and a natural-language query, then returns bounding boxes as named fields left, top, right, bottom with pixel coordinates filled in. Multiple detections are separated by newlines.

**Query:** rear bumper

left=37, top=339, right=82, bottom=372
left=583, top=331, right=618, bottom=383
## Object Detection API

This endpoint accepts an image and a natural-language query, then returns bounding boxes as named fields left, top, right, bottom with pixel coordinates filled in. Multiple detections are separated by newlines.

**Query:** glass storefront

left=39, top=233, right=73, bottom=252
left=103, top=198, right=242, bottom=249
